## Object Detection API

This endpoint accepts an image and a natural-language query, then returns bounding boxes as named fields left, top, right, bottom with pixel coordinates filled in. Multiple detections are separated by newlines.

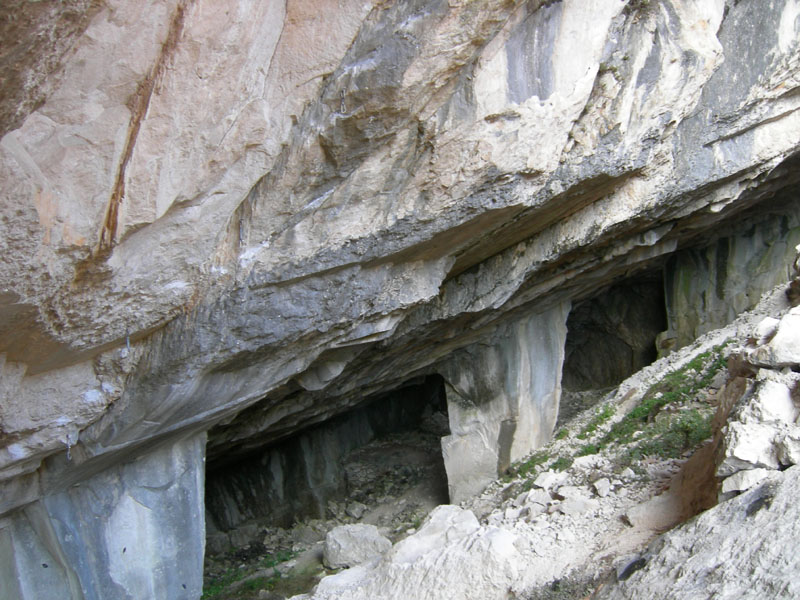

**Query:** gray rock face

left=0, top=432, right=206, bottom=600
left=594, top=467, right=800, bottom=600
left=662, top=205, right=800, bottom=353
left=1, top=0, right=800, bottom=597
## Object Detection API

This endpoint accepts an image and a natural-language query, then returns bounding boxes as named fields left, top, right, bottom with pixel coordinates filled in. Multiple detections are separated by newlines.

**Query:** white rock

left=752, top=317, right=780, bottom=344
left=622, top=492, right=682, bottom=532
left=777, top=430, right=800, bottom=465
left=390, top=505, right=479, bottom=564
left=557, top=497, right=599, bottom=516
left=557, top=528, right=576, bottom=542
left=512, top=490, right=529, bottom=507
left=310, top=505, right=528, bottom=600
left=322, top=524, right=391, bottom=569
left=533, top=470, right=568, bottom=491
left=525, top=488, right=553, bottom=507
left=593, top=477, right=612, bottom=498
left=738, top=374, right=799, bottom=424
left=720, top=468, right=771, bottom=494
left=620, top=468, right=636, bottom=480
left=717, top=421, right=781, bottom=477
left=572, top=454, right=606, bottom=471
left=749, top=311, right=800, bottom=367
left=595, top=468, right=800, bottom=600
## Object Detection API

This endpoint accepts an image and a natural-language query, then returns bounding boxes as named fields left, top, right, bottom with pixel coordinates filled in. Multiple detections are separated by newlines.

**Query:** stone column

left=437, top=302, right=569, bottom=503
left=0, top=432, right=206, bottom=600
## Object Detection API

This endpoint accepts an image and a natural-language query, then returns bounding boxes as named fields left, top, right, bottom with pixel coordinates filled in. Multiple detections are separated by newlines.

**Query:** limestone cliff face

left=1, top=0, right=800, bottom=597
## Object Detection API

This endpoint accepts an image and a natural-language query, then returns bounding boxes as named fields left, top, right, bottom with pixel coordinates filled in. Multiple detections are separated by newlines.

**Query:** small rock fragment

left=593, top=477, right=612, bottom=498
left=345, top=501, right=367, bottom=520
left=533, top=470, right=568, bottom=491
left=721, top=468, right=771, bottom=495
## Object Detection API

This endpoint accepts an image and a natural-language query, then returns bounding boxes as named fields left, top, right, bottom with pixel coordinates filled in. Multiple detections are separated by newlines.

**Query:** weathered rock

left=720, top=468, right=771, bottom=495
left=752, top=317, right=780, bottom=345
left=663, top=212, right=800, bottom=352
left=731, top=370, right=799, bottom=425
left=322, top=524, right=391, bottom=569
left=717, top=420, right=782, bottom=477
left=621, top=491, right=682, bottom=533
left=749, top=308, right=800, bottom=368
left=595, top=468, right=800, bottom=600
left=593, top=478, right=612, bottom=498
left=525, top=489, right=553, bottom=508
left=298, top=505, right=527, bottom=600
left=345, top=502, right=367, bottom=520
left=533, top=470, right=568, bottom=492
left=776, top=430, right=800, bottom=465
left=439, top=304, right=568, bottom=503
left=556, top=496, right=599, bottom=516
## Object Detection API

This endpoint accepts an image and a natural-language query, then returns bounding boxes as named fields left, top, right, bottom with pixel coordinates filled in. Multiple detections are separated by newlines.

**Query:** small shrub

left=550, top=456, right=573, bottom=471
left=577, top=443, right=599, bottom=457
left=555, top=428, right=569, bottom=440
left=626, top=410, right=713, bottom=461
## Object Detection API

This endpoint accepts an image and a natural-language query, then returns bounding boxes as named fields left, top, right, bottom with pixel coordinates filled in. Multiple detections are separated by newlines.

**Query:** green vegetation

left=504, top=450, right=550, bottom=481
left=549, top=456, right=573, bottom=471
left=576, top=404, right=615, bottom=440
left=496, top=343, right=727, bottom=492
left=601, top=342, right=727, bottom=460
left=576, top=443, right=599, bottom=457
left=626, top=409, right=713, bottom=461
left=202, top=550, right=297, bottom=599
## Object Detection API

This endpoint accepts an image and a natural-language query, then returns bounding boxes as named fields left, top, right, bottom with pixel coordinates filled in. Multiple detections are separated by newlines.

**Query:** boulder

left=322, top=524, right=391, bottom=569
left=749, top=309, right=800, bottom=368
left=301, top=506, right=528, bottom=600
left=752, top=317, right=780, bottom=345
left=777, top=431, right=800, bottom=466
left=737, top=374, right=799, bottom=425
left=717, top=421, right=781, bottom=477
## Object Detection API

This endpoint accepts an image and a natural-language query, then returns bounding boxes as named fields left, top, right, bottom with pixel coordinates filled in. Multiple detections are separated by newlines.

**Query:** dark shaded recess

left=562, top=270, right=667, bottom=392
left=205, top=375, right=447, bottom=531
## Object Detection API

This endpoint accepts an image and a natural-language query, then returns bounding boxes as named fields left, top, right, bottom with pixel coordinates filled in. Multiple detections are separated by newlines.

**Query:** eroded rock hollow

left=1, top=0, right=800, bottom=597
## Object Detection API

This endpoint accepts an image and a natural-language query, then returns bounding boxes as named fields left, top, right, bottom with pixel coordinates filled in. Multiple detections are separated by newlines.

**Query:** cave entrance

left=559, top=269, right=667, bottom=424
left=203, top=374, right=450, bottom=554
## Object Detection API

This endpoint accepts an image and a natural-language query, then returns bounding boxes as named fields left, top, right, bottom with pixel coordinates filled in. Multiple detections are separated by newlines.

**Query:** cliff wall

left=1, top=0, right=800, bottom=597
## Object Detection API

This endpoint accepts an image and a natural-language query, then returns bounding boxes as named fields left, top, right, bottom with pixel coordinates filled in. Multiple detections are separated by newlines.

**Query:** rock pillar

left=437, top=302, right=569, bottom=503
left=0, top=432, right=206, bottom=600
